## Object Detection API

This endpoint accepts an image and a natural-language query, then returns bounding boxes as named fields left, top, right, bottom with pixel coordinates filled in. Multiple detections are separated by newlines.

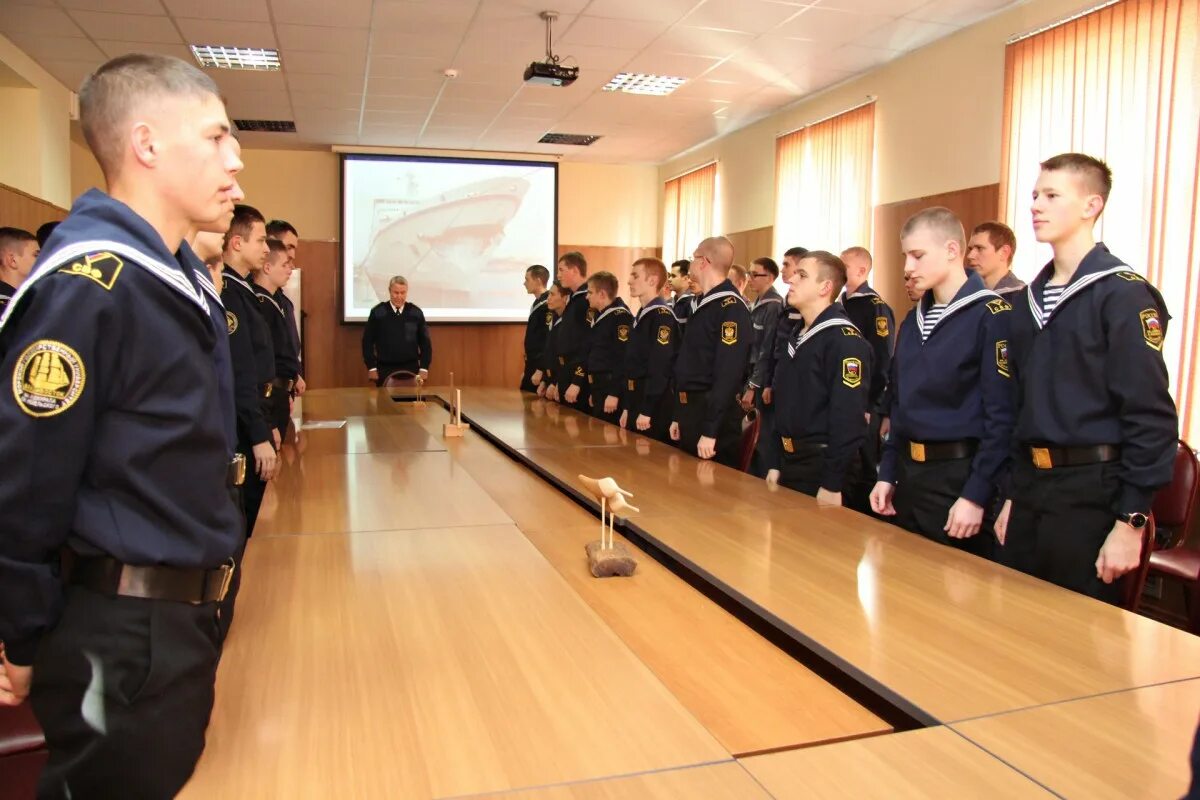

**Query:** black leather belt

left=228, top=454, right=246, bottom=487
left=908, top=440, right=977, bottom=463
left=588, top=370, right=612, bottom=386
left=67, top=554, right=235, bottom=604
left=781, top=437, right=826, bottom=455
left=270, top=377, right=296, bottom=392
left=1026, top=444, right=1119, bottom=470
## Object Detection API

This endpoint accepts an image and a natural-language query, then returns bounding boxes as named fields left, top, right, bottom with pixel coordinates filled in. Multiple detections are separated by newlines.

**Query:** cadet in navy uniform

left=521, top=264, right=551, bottom=392
left=967, top=221, right=1026, bottom=297
left=669, top=259, right=695, bottom=325
left=0, top=228, right=39, bottom=309
left=266, top=218, right=306, bottom=397
left=995, top=154, right=1177, bottom=602
left=739, top=257, right=784, bottom=475
left=619, top=257, right=679, bottom=442
left=585, top=270, right=632, bottom=423
left=757, top=247, right=807, bottom=483
left=0, top=54, right=245, bottom=798
left=222, top=204, right=279, bottom=538
left=870, top=208, right=1014, bottom=558
left=553, top=251, right=593, bottom=411
left=771, top=251, right=872, bottom=507
left=253, top=239, right=301, bottom=437
left=669, top=237, right=751, bottom=465
left=363, top=275, right=432, bottom=385
left=536, top=281, right=570, bottom=399
left=841, top=247, right=894, bottom=494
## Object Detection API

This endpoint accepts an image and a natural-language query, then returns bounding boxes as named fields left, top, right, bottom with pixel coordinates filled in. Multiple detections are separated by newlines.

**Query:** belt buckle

left=678, top=391, right=687, bottom=405
left=1031, top=447, right=1053, bottom=469
left=627, top=379, right=635, bottom=391
left=217, top=559, right=236, bottom=602
left=781, top=436, right=794, bottom=454
left=230, top=454, right=246, bottom=487
left=910, top=442, right=926, bottom=462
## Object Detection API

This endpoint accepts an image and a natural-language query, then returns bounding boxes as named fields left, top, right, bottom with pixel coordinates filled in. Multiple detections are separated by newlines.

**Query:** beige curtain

left=662, top=162, right=718, bottom=263
left=773, top=102, right=875, bottom=257
left=1000, top=0, right=1200, bottom=444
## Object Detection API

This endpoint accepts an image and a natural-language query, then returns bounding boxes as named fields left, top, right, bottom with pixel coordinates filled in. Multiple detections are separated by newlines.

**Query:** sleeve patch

left=841, top=357, right=863, bottom=388
left=574, top=366, right=585, bottom=377
left=995, top=340, right=1010, bottom=377
left=986, top=298, right=1012, bottom=314
left=657, top=325, right=671, bottom=345
left=1116, top=271, right=1146, bottom=282
left=617, top=324, right=630, bottom=342
left=875, top=317, right=889, bottom=337
left=842, top=326, right=862, bottom=337
left=226, top=310, right=238, bottom=334
left=1140, top=308, right=1164, bottom=350
left=721, top=297, right=738, bottom=308
left=870, top=296, right=885, bottom=305
left=721, top=321, right=738, bottom=345
left=13, top=339, right=86, bottom=417
left=58, top=251, right=123, bottom=291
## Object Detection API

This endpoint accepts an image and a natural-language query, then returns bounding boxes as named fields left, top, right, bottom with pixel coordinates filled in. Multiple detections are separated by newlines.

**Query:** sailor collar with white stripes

left=592, top=300, right=630, bottom=326
left=751, top=286, right=783, bottom=311
left=530, top=290, right=549, bottom=313
left=254, top=283, right=285, bottom=315
left=634, top=296, right=668, bottom=326
left=222, top=265, right=255, bottom=295
left=914, top=274, right=1000, bottom=340
left=1025, top=243, right=1134, bottom=329
left=842, top=282, right=879, bottom=301
left=571, top=286, right=588, bottom=299
left=787, top=306, right=859, bottom=357
left=694, top=280, right=749, bottom=313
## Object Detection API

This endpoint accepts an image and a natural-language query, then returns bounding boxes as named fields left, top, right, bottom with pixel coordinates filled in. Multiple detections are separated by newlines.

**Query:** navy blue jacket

left=672, top=279, right=751, bottom=437
left=253, top=281, right=301, bottom=380
left=842, top=283, right=895, bottom=413
left=223, top=266, right=275, bottom=447
left=620, top=298, right=679, bottom=417
left=879, top=273, right=1014, bottom=507
left=1010, top=243, right=1177, bottom=513
left=524, top=291, right=551, bottom=363
left=747, top=286, right=785, bottom=389
left=586, top=297, right=632, bottom=375
left=362, top=301, right=432, bottom=372
left=0, top=189, right=242, bottom=665
left=773, top=303, right=872, bottom=491
left=672, top=292, right=696, bottom=326
left=555, top=286, right=593, bottom=389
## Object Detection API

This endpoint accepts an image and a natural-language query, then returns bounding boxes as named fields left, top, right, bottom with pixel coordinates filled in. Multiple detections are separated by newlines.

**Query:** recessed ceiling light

left=602, top=72, right=687, bottom=96
left=539, top=132, right=601, bottom=146
left=191, top=45, right=280, bottom=71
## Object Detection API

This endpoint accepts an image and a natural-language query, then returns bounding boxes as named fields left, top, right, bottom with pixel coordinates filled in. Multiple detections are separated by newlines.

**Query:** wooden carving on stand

left=578, top=475, right=639, bottom=577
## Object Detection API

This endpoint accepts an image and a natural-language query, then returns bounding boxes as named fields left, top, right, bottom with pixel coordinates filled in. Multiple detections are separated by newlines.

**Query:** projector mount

left=540, top=10, right=562, bottom=64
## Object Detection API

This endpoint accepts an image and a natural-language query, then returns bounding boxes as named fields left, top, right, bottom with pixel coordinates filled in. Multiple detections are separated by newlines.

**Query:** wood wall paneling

left=0, top=182, right=68, bottom=233
left=724, top=226, right=775, bottom=266
left=871, top=184, right=999, bottom=314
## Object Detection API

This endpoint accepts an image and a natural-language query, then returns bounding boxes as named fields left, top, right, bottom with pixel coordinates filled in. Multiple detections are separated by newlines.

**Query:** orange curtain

left=1000, top=0, right=1200, bottom=444
left=774, top=102, right=875, bottom=258
left=662, top=162, right=717, bottom=263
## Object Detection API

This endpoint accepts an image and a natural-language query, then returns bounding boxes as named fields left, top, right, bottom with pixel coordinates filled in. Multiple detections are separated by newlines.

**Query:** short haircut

left=671, top=259, right=690, bottom=276
left=1040, top=152, right=1113, bottom=203
left=0, top=227, right=36, bottom=259
left=558, top=250, right=587, bottom=276
left=728, top=263, right=748, bottom=282
left=633, top=257, right=667, bottom=290
left=266, top=238, right=288, bottom=260
left=35, top=221, right=59, bottom=248
left=388, top=275, right=408, bottom=288
left=783, top=246, right=809, bottom=260
left=840, top=246, right=872, bottom=266
left=266, top=219, right=298, bottom=239
left=79, top=54, right=221, bottom=179
left=223, top=203, right=265, bottom=249
left=551, top=279, right=570, bottom=296
left=525, top=264, right=550, bottom=285
left=901, top=206, right=965, bottom=250
left=971, top=221, right=1017, bottom=264
left=752, top=256, right=779, bottom=278
left=587, top=270, right=619, bottom=298
left=803, top=250, right=848, bottom=296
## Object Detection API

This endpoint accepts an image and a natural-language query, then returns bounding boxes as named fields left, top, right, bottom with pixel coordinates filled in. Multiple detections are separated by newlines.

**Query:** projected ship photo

left=352, top=176, right=537, bottom=309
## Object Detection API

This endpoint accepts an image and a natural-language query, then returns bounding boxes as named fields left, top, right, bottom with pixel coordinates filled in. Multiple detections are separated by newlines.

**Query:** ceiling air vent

left=233, top=119, right=296, bottom=133
left=539, top=132, right=601, bottom=146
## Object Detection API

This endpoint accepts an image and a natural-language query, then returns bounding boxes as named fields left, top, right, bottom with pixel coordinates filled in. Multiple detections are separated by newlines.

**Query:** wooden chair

left=1119, top=515, right=1157, bottom=613
left=1146, top=441, right=1200, bottom=631
left=0, top=701, right=46, bottom=800
left=382, top=370, right=420, bottom=388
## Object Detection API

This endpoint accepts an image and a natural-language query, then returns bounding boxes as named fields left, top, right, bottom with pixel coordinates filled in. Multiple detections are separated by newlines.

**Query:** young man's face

left=586, top=284, right=610, bottom=311
left=965, top=232, right=1009, bottom=280
left=842, top=254, right=870, bottom=289
left=786, top=257, right=825, bottom=310
left=275, top=230, right=299, bottom=266
left=8, top=239, right=39, bottom=282
left=523, top=271, right=541, bottom=293
left=263, top=253, right=287, bottom=289
left=556, top=261, right=582, bottom=288
left=628, top=264, right=649, bottom=299
left=1031, top=169, right=1101, bottom=245
left=546, top=288, right=566, bottom=314
left=155, top=93, right=244, bottom=230
left=748, top=263, right=775, bottom=297
left=389, top=282, right=408, bottom=306
left=903, top=273, right=924, bottom=303
left=902, top=225, right=957, bottom=294
left=668, top=266, right=688, bottom=294
left=241, top=221, right=269, bottom=269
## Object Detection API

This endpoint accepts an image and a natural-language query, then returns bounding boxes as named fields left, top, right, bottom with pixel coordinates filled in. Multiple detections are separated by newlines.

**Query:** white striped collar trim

left=696, top=289, right=749, bottom=312
left=916, top=288, right=999, bottom=338
left=571, top=287, right=588, bottom=298
left=255, top=286, right=284, bottom=315
left=635, top=298, right=669, bottom=326
left=195, top=270, right=223, bottom=308
left=788, top=317, right=859, bottom=357
left=222, top=269, right=255, bottom=295
left=552, top=316, right=562, bottom=328
left=593, top=304, right=631, bottom=325
left=751, top=294, right=783, bottom=311
left=1026, top=265, right=1131, bottom=329
left=530, top=297, right=548, bottom=314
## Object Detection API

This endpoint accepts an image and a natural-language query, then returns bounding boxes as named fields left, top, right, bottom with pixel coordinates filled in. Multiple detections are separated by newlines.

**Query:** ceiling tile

left=364, top=93, right=436, bottom=112
left=623, top=50, right=722, bottom=78
left=655, top=26, right=754, bottom=59
left=286, top=90, right=361, bottom=108
left=370, top=55, right=445, bottom=78
left=553, top=43, right=638, bottom=72
left=362, top=109, right=425, bottom=125
left=68, top=11, right=181, bottom=44
left=0, top=6, right=85, bottom=37
left=822, top=44, right=899, bottom=74
left=269, top=0, right=373, bottom=28
left=176, top=19, right=276, bottom=49
left=35, top=59, right=102, bottom=90
left=560, top=17, right=669, bottom=50
left=368, top=32, right=460, bottom=60
left=681, top=0, right=808, bottom=35
left=275, top=25, right=369, bottom=55
left=5, top=33, right=106, bottom=63
left=220, top=88, right=291, bottom=109
left=208, top=69, right=287, bottom=93
left=227, top=100, right=294, bottom=119
left=750, top=34, right=841, bottom=67
left=774, top=7, right=894, bottom=45
left=96, top=41, right=196, bottom=61
left=58, top=0, right=166, bottom=14
left=373, top=1, right=479, bottom=32
left=286, top=72, right=363, bottom=94
left=702, top=57, right=791, bottom=86
left=441, top=80, right=519, bottom=101
left=583, top=0, right=700, bottom=24
left=435, top=95, right=509, bottom=115
left=819, top=0, right=928, bottom=14
left=775, top=64, right=854, bottom=94
left=285, top=50, right=366, bottom=75
left=162, top=0, right=270, bottom=22
left=857, top=17, right=957, bottom=51
left=366, top=75, right=445, bottom=95
left=907, top=0, right=1018, bottom=26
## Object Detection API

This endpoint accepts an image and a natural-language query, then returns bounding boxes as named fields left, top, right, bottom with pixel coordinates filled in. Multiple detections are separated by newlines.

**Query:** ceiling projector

left=524, top=61, right=578, bottom=87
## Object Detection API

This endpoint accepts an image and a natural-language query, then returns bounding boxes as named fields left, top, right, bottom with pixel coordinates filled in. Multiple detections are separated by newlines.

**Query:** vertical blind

left=662, top=162, right=718, bottom=264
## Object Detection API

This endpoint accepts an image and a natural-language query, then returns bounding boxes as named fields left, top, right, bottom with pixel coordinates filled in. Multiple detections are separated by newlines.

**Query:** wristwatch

left=1118, top=511, right=1149, bottom=529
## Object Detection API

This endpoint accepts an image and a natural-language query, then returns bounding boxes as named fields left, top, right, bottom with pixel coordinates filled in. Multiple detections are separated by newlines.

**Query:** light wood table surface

left=468, top=762, right=772, bottom=799
left=740, top=726, right=1054, bottom=798
left=289, top=414, right=446, bottom=456
left=952, top=679, right=1200, bottom=800
left=181, top=524, right=729, bottom=799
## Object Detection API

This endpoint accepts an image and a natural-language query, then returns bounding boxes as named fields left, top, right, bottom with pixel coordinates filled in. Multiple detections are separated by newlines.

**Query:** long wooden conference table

left=180, top=387, right=1200, bottom=799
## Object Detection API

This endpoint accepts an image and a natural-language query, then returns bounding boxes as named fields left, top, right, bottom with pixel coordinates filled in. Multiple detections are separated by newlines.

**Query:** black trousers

left=625, top=381, right=674, bottom=443
left=589, top=372, right=622, bottom=424
left=894, top=454, right=993, bottom=560
left=555, top=374, right=590, bottom=413
left=262, top=391, right=289, bottom=443
left=238, top=440, right=266, bottom=537
left=780, top=445, right=867, bottom=512
left=520, top=358, right=539, bottom=393
left=675, top=390, right=743, bottom=468
left=853, top=412, right=883, bottom=505
left=1006, top=459, right=1121, bottom=603
left=31, top=586, right=221, bottom=799
left=749, top=394, right=778, bottom=478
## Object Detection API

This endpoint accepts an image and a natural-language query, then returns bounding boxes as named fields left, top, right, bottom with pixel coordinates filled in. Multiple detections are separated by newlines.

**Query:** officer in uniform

left=870, top=208, right=1014, bottom=559
left=996, top=154, right=1177, bottom=602
left=266, top=219, right=305, bottom=397
left=584, top=270, right=632, bottom=424
left=553, top=251, right=593, bottom=412
left=362, top=275, right=432, bottom=385
left=669, top=259, right=695, bottom=326
left=0, top=53, right=244, bottom=798
left=0, top=227, right=39, bottom=308
left=757, top=246, right=807, bottom=483
left=669, top=237, right=751, bottom=466
left=620, top=258, right=679, bottom=442
left=967, top=221, right=1026, bottom=296
left=771, top=251, right=872, bottom=507
left=222, top=204, right=279, bottom=541
left=521, top=264, right=551, bottom=392
left=536, top=281, right=570, bottom=399
left=739, top=257, right=784, bottom=476
left=253, top=239, right=301, bottom=437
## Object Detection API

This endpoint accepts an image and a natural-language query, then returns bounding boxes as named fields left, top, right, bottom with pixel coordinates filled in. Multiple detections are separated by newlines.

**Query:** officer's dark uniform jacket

left=879, top=273, right=1014, bottom=507
left=842, top=282, right=894, bottom=413
left=673, top=279, right=751, bottom=438
left=747, top=286, right=784, bottom=389
left=621, top=297, right=679, bottom=418
left=525, top=290, right=551, bottom=365
left=223, top=266, right=275, bottom=447
left=672, top=292, right=695, bottom=325
left=0, top=189, right=242, bottom=665
left=362, top=301, right=432, bottom=374
left=773, top=304, right=872, bottom=491
left=274, top=287, right=301, bottom=372
left=253, top=282, right=300, bottom=381
left=553, top=286, right=593, bottom=392
left=0, top=279, right=15, bottom=310
left=1010, top=243, right=1176, bottom=512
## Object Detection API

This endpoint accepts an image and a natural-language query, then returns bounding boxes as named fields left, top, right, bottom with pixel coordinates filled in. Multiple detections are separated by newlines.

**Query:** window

left=662, top=162, right=717, bottom=264
left=1000, top=0, right=1199, bottom=442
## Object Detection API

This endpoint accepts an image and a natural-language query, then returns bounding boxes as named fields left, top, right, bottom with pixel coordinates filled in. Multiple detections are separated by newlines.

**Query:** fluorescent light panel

left=603, top=72, right=686, bottom=96
left=191, top=45, right=280, bottom=71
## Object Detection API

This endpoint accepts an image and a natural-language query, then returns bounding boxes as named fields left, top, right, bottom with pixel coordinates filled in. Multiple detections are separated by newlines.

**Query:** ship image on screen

left=342, top=155, right=558, bottom=322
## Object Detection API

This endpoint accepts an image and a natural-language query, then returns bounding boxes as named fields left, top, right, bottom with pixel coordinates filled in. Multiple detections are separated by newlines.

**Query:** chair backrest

left=383, top=370, right=419, bottom=388
left=738, top=413, right=760, bottom=473
left=1119, top=515, right=1157, bottom=613
left=1151, top=441, right=1199, bottom=534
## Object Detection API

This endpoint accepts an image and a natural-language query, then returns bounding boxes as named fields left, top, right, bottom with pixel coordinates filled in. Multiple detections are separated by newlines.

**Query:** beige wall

left=658, top=0, right=1097, bottom=246
left=0, top=34, right=72, bottom=208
